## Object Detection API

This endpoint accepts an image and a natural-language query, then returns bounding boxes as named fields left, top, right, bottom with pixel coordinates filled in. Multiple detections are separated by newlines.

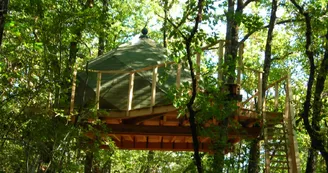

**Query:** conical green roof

left=88, top=37, right=167, bottom=71
left=75, top=35, right=189, bottom=110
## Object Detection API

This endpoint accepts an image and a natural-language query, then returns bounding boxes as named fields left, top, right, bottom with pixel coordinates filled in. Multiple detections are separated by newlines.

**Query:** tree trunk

left=0, top=0, right=9, bottom=47
left=84, top=151, right=94, bottom=173
left=145, top=151, right=154, bottom=173
left=305, top=147, right=317, bottom=173
left=163, top=0, right=168, bottom=48
left=248, top=1, right=277, bottom=172
left=290, top=0, right=328, bottom=171
left=98, top=0, right=108, bottom=56
left=247, top=139, right=260, bottom=173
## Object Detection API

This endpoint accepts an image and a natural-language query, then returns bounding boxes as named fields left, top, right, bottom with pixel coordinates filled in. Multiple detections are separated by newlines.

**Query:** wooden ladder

left=263, top=74, right=301, bottom=173
left=265, top=115, right=290, bottom=172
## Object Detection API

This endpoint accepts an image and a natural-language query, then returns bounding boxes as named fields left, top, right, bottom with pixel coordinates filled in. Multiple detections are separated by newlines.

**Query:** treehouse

left=70, top=29, right=301, bottom=172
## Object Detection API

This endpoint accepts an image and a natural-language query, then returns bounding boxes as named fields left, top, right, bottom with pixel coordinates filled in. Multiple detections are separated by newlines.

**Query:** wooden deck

left=83, top=105, right=282, bottom=152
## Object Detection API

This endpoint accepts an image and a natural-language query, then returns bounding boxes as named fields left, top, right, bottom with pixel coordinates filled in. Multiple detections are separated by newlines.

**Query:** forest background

left=0, top=0, right=327, bottom=172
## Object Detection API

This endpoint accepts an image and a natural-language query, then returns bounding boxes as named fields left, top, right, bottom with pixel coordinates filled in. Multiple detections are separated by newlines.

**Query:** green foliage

left=1, top=0, right=328, bottom=172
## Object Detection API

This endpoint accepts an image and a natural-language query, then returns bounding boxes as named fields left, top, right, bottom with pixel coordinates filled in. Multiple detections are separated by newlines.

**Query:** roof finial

left=140, top=28, right=149, bottom=38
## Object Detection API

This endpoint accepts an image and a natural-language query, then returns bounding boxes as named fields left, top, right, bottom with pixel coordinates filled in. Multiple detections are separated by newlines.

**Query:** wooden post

left=285, top=73, right=301, bottom=173
left=257, top=72, right=263, bottom=111
left=274, top=82, right=279, bottom=111
left=176, top=63, right=181, bottom=88
left=263, top=99, right=270, bottom=173
left=69, top=68, right=77, bottom=114
left=237, top=43, right=243, bottom=86
left=96, top=72, right=102, bottom=110
left=150, top=66, right=158, bottom=113
left=127, top=72, right=135, bottom=116
left=218, top=40, right=224, bottom=82
left=196, top=53, right=201, bottom=89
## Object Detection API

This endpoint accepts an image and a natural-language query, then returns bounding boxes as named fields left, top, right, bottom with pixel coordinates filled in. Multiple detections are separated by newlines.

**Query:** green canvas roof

left=75, top=35, right=190, bottom=110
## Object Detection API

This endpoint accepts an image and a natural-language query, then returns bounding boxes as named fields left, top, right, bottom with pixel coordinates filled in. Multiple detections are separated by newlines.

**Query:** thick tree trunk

left=247, top=139, right=260, bottom=173
left=305, top=147, right=317, bottom=173
left=224, top=0, right=238, bottom=84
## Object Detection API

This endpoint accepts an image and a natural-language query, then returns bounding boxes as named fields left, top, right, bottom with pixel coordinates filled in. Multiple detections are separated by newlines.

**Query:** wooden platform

left=83, top=105, right=282, bottom=152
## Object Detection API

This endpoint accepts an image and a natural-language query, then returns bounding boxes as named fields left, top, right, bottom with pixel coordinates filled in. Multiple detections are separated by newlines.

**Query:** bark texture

left=290, top=1, right=328, bottom=171
left=305, top=148, right=317, bottom=173
left=248, top=0, right=277, bottom=172
left=0, top=0, right=9, bottom=46
left=184, top=0, right=204, bottom=172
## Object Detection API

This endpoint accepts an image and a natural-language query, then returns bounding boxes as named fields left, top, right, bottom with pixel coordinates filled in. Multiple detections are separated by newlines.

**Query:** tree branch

left=239, top=19, right=299, bottom=45
left=242, top=0, right=256, bottom=10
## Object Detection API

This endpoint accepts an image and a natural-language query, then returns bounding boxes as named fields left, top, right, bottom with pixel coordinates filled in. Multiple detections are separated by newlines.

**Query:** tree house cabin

left=70, top=31, right=301, bottom=172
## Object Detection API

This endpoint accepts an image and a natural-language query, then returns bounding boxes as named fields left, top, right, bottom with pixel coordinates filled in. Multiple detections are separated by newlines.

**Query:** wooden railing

left=69, top=61, right=184, bottom=116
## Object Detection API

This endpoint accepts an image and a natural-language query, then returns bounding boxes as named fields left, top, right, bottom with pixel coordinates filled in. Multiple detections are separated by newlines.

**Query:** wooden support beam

left=150, top=66, right=158, bottom=112
left=108, top=140, right=211, bottom=152
left=69, top=68, right=77, bottom=114
left=96, top=124, right=261, bottom=138
left=110, top=134, right=121, bottom=142
left=201, top=137, right=209, bottom=143
left=170, top=136, right=177, bottom=143
left=127, top=72, right=135, bottom=116
left=285, top=73, right=301, bottom=173
left=176, top=63, right=181, bottom=88
left=243, top=75, right=287, bottom=105
left=96, top=72, right=102, bottom=110
left=99, top=105, right=177, bottom=118
left=263, top=99, right=270, bottom=173
left=122, top=114, right=163, bottom=125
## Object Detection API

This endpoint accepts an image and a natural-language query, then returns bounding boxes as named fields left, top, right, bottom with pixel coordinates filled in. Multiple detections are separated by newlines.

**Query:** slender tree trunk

left=98, top=0, right=108, bottom=56
left=290, top=0, right=328, bottom=171
left=248, top=1, right=277, bottom=172
left=84, top=151, right=94, bottom=173
left=262, top=0, right=277, bottom=97
left=145, top=151, right=154, bottom=173
left=184, top=0, right=204, bottom=172
left=163, top=0, right=168, bottom=48
left=305, top=147, right=317, bottom=173
left=0, top=0, right=9, bottom=47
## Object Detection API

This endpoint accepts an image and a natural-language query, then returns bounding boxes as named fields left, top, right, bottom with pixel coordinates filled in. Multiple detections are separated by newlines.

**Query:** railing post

left=218, top=40, right=224, bottom=82
left=127, top=72, right=135, bottom=116
left=69, top=68, right=77, bottom=114
left=176, top=63, right=181, bottom=88
left=263, top=99, right=270, bottom=173
left=274, top=82, right=279, bottom=111
left=285, top=73, right=301, bottom=173
left=150, top=66, right=158, bottom=113
left=96, top=72, right=102, bottom=110
left=237, top=43, right=244, bottom=87
left=257, top=72, right=263, bottom=111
